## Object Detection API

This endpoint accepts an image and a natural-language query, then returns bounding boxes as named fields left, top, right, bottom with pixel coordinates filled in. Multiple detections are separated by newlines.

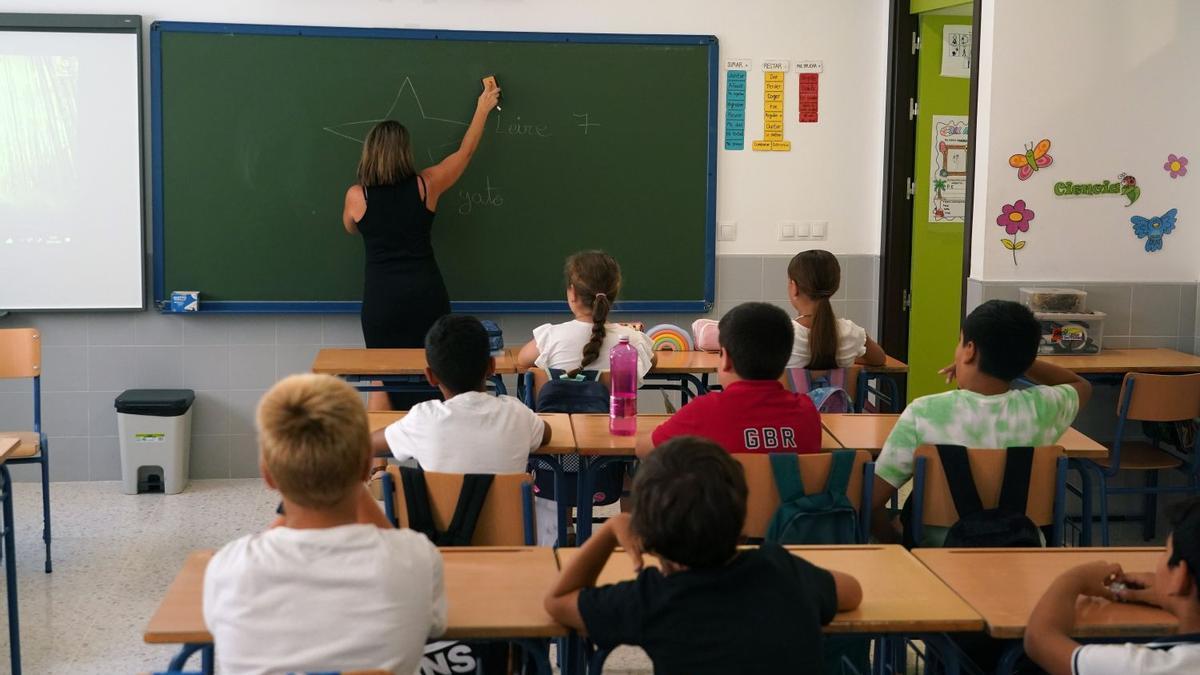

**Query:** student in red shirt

left=637, top=302, right=822, bottom=457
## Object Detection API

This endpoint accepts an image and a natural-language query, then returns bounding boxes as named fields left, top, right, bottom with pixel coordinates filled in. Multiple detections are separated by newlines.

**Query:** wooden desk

left=569, top=414, right=841, bottom=454
left=313, top=348, right=519, bottom=376
left=914, top=548, right=1174, bottom=639
left=0, top=437, right=17, bottom=461
left=866, top=355, right=909, bottom=374
left=1040, top=348, right=1200, bottom=375
left=647, top=350, right=720, bottom=374
left=557, top=544, right=982, bottom=634
left=146, top=547, right=567, bottom=649
left=367, top=411, right=576, bottom=454
left=820, top=414, right=1108, bottom=459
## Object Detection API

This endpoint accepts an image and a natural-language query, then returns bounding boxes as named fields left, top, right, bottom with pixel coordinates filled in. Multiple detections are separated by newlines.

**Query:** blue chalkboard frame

left=151, top=21, right=718, bottom=314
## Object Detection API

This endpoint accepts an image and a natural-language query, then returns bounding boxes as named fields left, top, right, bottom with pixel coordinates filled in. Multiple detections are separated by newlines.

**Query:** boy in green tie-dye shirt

left=871, top=300, right=1092, bottom=545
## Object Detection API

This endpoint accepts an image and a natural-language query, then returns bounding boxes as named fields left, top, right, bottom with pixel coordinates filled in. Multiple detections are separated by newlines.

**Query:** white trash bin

left=115, top=389, right=195, bottom=495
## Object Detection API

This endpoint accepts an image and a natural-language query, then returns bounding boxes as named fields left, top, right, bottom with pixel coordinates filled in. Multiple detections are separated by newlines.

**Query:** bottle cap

left=619, top=336, right=630, bottom=343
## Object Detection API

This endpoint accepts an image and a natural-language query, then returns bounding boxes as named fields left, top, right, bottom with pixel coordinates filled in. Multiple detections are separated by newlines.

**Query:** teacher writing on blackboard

left=342, top=81, right=502, bottom=410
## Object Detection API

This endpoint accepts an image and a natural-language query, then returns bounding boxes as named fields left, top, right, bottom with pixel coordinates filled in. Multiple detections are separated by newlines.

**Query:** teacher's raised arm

left=341, top=80, right=500, bottom=411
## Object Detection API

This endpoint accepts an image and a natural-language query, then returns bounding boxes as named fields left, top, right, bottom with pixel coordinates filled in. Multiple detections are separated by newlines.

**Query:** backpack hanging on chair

left=531, top=369, right=625, bottom=506
left=786, top=368, right=853, bottom=413
left=937, top=445, right=1043, bottom=548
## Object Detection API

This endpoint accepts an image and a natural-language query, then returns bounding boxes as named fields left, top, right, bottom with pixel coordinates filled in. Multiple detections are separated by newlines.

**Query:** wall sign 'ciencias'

left=1052, top=174, right=1141, bottom=206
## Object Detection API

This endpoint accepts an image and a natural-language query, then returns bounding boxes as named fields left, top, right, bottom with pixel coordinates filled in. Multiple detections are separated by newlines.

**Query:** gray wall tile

left=133, top=347, right=184, bottom=388
left=1104, top=336, right=1132, bottom=349
left=761, top=255, right=792, bottom=301
left=1083, top=285, right=1132, bottom=337
left=716, top=256, right=763, bottom=301
left=47, top=436, right=89, bottom=482
left=981, top=284, right=1020, bottom=303
left=1181, top=285, right=1197, bottom=339
left=182, top=316, right=231, bottom=345
left=1127, top=336, right=1179, bottom=348
left=228, top=390, right=266, bottom=436
left=190, top=435, right=231, bottom=480
left=277, top=345, right=321, bottom=379
left=228, top=346, right=276, bottom=389
left=30, top=315, right=88, bottom=346
left=229, top=434, right=261, bottom=479
left=841, top=256, right=875, bottom=301
left=87, top=346, right=137, bottom=391
left=1131, top=285, right=1182, bottom=336
left=43, top=392, right=90, bottom=437
left=41, top=346, right=88, bottom=392
left=323, top=315, right=365, bottom=346
left=183, top=346, right=230, bottom=390
left=965, top=279, right=984, bottom=312
left=0, top=392, right=33, bottom=430
left=89, top=436, right=122, bottom=481
left=502, top=316, right=545, bottom=347
left=228, top=317, right=276, bottom=345
left=276, top=316, right=323, bottom=345
left=87, top=315, right=134, bottom=345
left=843, top=300, right=878, bottom=338
left=191, top=390, right=230, bottom=436
left=133, top=313, right=183, bottom=345
left=89, top=391, right=119, bottom=437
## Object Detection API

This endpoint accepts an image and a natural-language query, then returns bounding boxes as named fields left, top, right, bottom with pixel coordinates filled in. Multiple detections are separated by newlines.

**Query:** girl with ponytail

left=786, top=249, right=886, bottom=369
left=517, top=250, right=655, bottom=380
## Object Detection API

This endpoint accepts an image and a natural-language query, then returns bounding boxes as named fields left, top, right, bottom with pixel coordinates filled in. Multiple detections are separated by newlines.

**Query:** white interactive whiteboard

left=0, top=15, right=143, bottom=310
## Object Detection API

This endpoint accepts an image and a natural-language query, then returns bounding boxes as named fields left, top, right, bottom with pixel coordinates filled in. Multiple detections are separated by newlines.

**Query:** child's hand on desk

left=1062, top=560, right=1125, bottom=601
left=605, top=513, right=644, bottom=572
left=1111, top=571, right=1156, bottom=605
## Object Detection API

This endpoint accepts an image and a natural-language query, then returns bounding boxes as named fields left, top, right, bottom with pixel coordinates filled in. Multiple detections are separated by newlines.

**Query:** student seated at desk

left=515, top=250, right=654, bottom=380
left=1026, top=497, right=1200, bottom=675
left=545, top=436, right=862, bottom=674
left=638, top=302, right=822, bottom=457
left=206, top=374, right=446, bottom=675
left=870, top=300, right=1092, bottom=546
left=785, top=249, right=885, bottom=369
left=372, top=314, right=551, bottom=472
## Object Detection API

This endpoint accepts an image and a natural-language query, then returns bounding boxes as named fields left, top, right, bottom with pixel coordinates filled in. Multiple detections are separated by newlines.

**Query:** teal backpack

left=765, top=450, right=861, bottom=545
left=764, top=450, right=868, bottom=675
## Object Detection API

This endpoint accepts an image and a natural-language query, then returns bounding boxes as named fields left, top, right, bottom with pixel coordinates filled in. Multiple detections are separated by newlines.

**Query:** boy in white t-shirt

left=372, top=314, right=551, bottom=473
left=1025, top=497, right=1200, bottom=675
left=204, top=374, right=446, bottom=675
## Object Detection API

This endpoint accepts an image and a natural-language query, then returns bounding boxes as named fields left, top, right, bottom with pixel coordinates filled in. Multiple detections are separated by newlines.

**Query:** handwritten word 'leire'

left=494, top=115, right=551, bottom=137
left=457, top=177, right=504, bottom=215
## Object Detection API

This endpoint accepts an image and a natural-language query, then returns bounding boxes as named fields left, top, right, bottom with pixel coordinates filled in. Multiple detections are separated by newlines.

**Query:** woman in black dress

left=342, top=83, right=501, bottom=410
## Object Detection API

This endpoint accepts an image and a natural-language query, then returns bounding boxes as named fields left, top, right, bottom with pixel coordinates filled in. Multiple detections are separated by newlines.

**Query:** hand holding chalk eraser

left=482, top=75, right=502, bottom=111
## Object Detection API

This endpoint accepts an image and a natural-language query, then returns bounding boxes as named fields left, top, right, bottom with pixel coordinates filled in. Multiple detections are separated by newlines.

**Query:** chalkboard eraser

left=482, top=75, right=501, bottom=110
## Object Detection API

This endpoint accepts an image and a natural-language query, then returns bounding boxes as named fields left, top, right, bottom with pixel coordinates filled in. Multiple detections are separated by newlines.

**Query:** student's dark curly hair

left=631, top=436, right=747, bottom=569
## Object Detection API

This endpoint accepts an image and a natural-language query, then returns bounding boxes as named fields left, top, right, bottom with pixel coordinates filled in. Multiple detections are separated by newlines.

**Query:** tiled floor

left=0, top=479, right=653, bottom=674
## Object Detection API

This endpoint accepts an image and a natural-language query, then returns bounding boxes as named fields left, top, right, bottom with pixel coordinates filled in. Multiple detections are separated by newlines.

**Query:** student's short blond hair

left=256, top=374, right=369, bottom=508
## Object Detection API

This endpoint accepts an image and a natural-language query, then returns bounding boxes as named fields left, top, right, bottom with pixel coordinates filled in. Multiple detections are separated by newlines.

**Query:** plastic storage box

left=1021, top=287, right=1087, bottom=313
left=115, top=389, right=195, bottom=494
left=1034, top=311, right=1105, bottom=355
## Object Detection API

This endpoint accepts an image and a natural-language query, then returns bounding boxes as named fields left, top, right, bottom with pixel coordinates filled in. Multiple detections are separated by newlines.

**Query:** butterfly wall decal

left=1009, top=139, right=1054, bottom=181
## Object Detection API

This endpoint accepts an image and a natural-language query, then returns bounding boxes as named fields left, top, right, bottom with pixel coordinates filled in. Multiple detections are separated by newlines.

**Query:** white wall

left=971, top=0, right=1200, bottom=282
left=6, top=0, right=890, bottom=256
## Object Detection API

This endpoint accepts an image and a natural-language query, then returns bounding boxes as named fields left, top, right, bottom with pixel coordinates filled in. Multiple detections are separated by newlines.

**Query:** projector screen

left=0, top=26, right=143, bottom=310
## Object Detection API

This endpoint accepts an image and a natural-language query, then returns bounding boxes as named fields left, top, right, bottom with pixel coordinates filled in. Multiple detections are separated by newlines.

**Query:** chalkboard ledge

left=156, top=300, right=713, bottom=314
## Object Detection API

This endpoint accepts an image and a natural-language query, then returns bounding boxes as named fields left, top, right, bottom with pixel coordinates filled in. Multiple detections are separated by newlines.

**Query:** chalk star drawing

left=323, top=77, right=467, bottom=162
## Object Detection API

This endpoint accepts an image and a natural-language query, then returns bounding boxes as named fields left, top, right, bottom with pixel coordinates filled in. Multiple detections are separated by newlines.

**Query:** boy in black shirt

left=544, top=436, right=862, bottom=674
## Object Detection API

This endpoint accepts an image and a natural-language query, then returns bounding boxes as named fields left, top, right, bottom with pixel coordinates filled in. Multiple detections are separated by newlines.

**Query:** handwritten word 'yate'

left=458, top=177, right=504, bottom=216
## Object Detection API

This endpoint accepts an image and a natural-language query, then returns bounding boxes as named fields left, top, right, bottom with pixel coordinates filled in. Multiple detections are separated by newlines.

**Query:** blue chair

left=1072, top=373, right=1200, bottom=546
left=910, top=445, right=1069, bottom=547
left=0, top=328, right=52, bottom=572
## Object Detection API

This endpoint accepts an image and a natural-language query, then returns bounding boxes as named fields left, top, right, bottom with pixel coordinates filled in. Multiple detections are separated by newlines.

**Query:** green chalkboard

left=152, top=22, right=717, bottom=311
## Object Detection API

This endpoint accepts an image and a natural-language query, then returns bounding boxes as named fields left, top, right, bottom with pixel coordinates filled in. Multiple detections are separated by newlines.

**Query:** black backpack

left=532, top=370, right=624, bottom=507
left=399, top=466, right=494, bottom=546
left=938, top=445, right=1043, bottom=548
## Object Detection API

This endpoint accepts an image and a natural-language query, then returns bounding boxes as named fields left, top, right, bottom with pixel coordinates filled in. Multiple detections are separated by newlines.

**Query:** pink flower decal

left=1164, top=154, right=1188, bottom=179
left=996, top=200, right=1034, bottom=265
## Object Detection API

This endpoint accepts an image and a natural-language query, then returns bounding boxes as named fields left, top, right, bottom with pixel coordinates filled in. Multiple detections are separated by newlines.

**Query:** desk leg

left=917, top=633, right=968, bottom=675
left=996, top=641, right=1023, bottom=675
left=512, top=638, right=553, bottom=675
left=1, top=466, right=19, bottom=675
left=489, top=374, right=508, bottom=396
left=166, top=643, right=209, bottom=673
left=575, top=457, right=636, bottom=545
left=560, top=632, right=586, bottom=675
left=530, top=455, right=570, bottom=547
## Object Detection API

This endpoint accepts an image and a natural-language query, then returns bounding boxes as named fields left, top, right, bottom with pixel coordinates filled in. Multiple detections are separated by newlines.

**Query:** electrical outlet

left=718, top=221, right=738, bottom=241
left=795, top=221, right=812, bottom=239
left=810, top=220, right=828, bottom=239
left=779, top=221, right=796, bottom=240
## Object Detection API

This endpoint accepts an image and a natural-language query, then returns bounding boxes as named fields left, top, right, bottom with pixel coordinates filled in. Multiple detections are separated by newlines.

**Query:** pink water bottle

left=609, top=336, right=638, bottom=436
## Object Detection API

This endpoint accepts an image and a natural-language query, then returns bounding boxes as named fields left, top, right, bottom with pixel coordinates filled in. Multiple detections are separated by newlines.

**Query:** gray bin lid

left=114, top=389, right=195, bottom=416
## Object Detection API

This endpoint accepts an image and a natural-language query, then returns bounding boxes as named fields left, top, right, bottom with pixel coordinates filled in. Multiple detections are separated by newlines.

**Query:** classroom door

left=907, top=11, right=972, bottom=400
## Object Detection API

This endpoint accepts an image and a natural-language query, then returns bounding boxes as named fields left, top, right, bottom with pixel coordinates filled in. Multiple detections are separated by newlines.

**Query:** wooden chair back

left=913, top=445, right=1064, bottom=527
left=385, top=465, right=531, bottom=546
left=735, top=450, right=871, bottom=539
left=1120, top=373, right=1200, bottom=423
left=0, top=328, right=40, bottom=379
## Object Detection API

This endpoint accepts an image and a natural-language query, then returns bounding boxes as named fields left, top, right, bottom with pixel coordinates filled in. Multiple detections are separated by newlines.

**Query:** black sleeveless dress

left=358, top=176, right=450, bottom=407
